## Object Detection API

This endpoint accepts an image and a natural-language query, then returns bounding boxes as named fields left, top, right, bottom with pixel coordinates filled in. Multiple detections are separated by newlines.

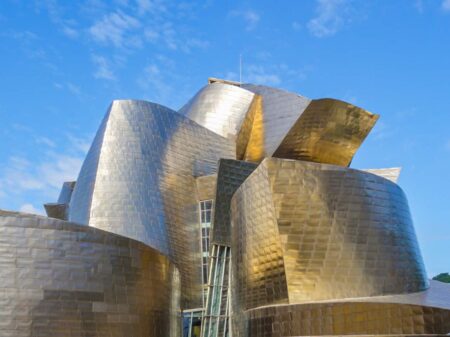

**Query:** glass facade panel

left=183, top=310, right=203, bottom=337
left=201, top=244, right=231, bottom=337
left=200, top=200, right=213, bottom=306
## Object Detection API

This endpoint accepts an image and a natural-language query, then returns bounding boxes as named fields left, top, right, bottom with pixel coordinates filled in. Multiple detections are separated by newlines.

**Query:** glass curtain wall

left=183, top=309, right=203, bottom=337
left=200, top=200, right=213, bottom=306
left=201, top=244, right=231, bottom=337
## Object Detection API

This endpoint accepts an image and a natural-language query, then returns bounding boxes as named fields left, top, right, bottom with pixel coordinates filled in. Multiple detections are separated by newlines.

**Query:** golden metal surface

left=236, top=94, right=263, bottom=160
left=273, top=99, right=379, bottom=166
left=244, top=301, right=450, bottom=337
left=241, top=84, right=311, bottom=158
left=231, top=158, right=428, bottom=310
left=0, top=210, right=180, bottom=337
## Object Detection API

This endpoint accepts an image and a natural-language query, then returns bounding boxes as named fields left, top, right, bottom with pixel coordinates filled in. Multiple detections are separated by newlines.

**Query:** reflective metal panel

left=364, top=167, right=402, bottom=183
left=244, top=300, right=450, bottom=337
left=179, top=83, right=255, bottom=141
left=57, top=181, right=76, bottom=204
left=0, top=210, right=180, bottom=337
left=231, top=158, right=428, bottom=308
left=69, top=100, right=235, bottom=309
left=212, top=159, right=258, bottom=246
left=273, top=99, right=379, bottom=166
left=241, top=84, right=311, bottom=159
left=43, top=203, right=67, bottom=220
left=44, top=181, right=76, bottom=220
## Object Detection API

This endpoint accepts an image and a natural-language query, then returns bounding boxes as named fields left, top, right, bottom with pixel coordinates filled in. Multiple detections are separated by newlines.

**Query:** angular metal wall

left=241, top=84, right=311, bottom=160
left=272, top=98, right=379, bottom=166
left=0, top=210, right=180, bottom=337
left=69, top=100, right=235, bottom=309
left=231, top=158, right=428, bottom=308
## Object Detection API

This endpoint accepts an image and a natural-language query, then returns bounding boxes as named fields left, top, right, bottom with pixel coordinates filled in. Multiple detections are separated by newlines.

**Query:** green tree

left=432, top=273, right=450, bottom=283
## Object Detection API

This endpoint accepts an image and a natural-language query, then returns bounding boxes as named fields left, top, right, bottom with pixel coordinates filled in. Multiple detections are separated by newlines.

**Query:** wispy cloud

left=443, top=0, right=450, bottom=11
left=35, top=136, right=56, bottom=148
left=307, top=0, right=353, bottom=38
left=91, top=55, right=116, bottom=80
left=229, top=10, right=260, bottom=31
left=226, top=62, right=309, bottom=87
left=19, top=203, right=44, bottom=215
left=89, top=11, right=141, bottom=48
left=35, top=0, right=79, bottom=39
left=0, top=134, right=90, bottom=209
left=244, top=65, right=281, bottom=86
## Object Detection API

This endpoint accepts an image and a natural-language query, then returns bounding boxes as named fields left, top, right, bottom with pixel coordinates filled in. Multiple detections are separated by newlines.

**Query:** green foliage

left=432, top=272, right=450, bottom=283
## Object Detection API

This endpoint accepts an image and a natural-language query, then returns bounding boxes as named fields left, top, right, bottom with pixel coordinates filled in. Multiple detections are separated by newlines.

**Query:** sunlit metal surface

left=364, top=167, right=402, bottom=183
left=178, top=82, right=255, bottom=141
left=0, top=210, right=180, bottom=337
left=236, top=94, right=265, bottom=161
left=273, top=99, right=379, bottom=166
left=212, top=159, right=258, bottom=246
left=231, top=158, right=428, bottom=310
left=69, top=100, right=235, bottom=309
left=241, top=84, right=311, bottom=160
left=244, top=298, right=450, bottom=336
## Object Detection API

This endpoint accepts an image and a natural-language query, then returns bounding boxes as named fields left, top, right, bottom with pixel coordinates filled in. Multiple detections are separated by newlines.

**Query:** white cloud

left=307, top=0, right=352, bottom=38
left=62, top=25, right=79, bottom=38
left=92, top=55, right=116, bottom=80
left=244, top=65, right=281, bottom=86
left=35, top=136, right=56, bottom=148
left=443, top=0, right=450, bottom=11
left=0, top=134, right=90, bottom=211
left=230, top=10, right=260, bottom=31
left=136, top=0, right=167, bottom=15
left=67, top=134, right=91, bottom=154
left=89, top=11, right=141, bottom=47
left=19, top=203, right=44, bottom=215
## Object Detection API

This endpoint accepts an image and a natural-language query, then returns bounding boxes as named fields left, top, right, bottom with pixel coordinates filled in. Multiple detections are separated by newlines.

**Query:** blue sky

left=0, top=0, right=449, bottom=277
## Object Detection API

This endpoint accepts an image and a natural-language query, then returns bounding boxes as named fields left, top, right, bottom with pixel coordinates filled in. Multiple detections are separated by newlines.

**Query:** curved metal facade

left=231, top=158, right=428, bottom=309
left=0, top=210, right=180, bottom=337
left=241, top=84, right=311, bottom=160
left=69, top=99, right=234, bottom=309
left=244, top=300, right=450, bottom=337
left=178, top=82, right=255, bottom=141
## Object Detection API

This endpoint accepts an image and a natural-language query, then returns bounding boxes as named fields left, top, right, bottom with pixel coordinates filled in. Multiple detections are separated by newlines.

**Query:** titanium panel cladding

left=273, top=98, right=379, bottom=166
left=69, top=99, right=235, bottom=308
left=241, top=84, right=311, bottom=159
left=178, top=82, right=255, bottom=140
left=0, top=210, right=180, bottom=337
left=364, top=167, right=402, bottom=183
left=212, top=159, right=258, bottom=246
left=244, top=301, right=450, bottom=337
left=231, top=158, right=428, bottom=307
